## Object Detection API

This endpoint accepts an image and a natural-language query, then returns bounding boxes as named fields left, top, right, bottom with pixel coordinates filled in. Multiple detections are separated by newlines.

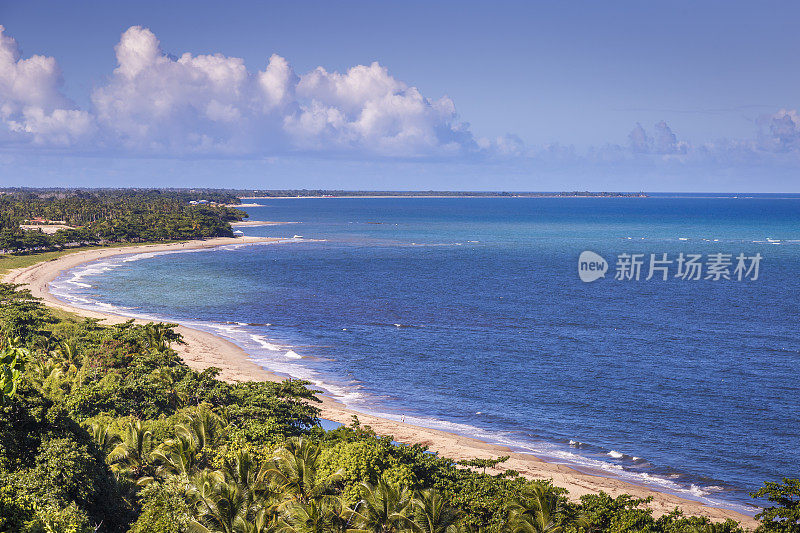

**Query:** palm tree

left=153, top=403, right=226, bottom=477
left=349, top=477, right=416, bottom=533
left=187, top=470, right=261, bottom=533
left=187, top=470, right=235, bottom=533
left=53, top=339, right=80, bottom=373
left=280, top=499, right=334, bottom=533
left=151, top=366, right=186, bottom=407
left=232, top=508, right=280, bottom=533
left=260, top=437, right=344, bottom=506
left=178, top=403, right=226, bottom=453
left=279, top=495, right=354, bottom=533
left=508, top=484, right=563, bottom=533
left=31, top=357, right=62, bottom=385
left=142, top=322, right=183, bottom=352
left=448, top=525, right=491, bottom=533
left=151, top=434, right=197, bottom=478
left=87, top=421, right=121, bottom=458
left=223, top=450, right=265, bottom=496
left=108, top=419, right=155, bottom=483
left=320, top=495, right=354, bottom=533
left=413, top=489, right=461, bottom=533
left=187, top=469, right=224, bottom=506
left=186, top=451, right=283, bottom=533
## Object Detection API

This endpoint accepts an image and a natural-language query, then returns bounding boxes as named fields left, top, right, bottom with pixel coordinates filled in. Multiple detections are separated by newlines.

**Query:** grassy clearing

left=0, top=247, right=93, bottom=275
left=0, top=241, right=186, bottom=276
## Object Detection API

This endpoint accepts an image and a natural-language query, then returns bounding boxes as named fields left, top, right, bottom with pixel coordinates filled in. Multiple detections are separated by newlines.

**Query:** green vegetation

left=0, top=280, right=794, bottom=532
left=456, top=455, right=510, bottom=475
left=0, top=341, right=25, bottom=402
left=0, top=189, right=246, bottom=254
left=751, top=479, right=800, bottom=531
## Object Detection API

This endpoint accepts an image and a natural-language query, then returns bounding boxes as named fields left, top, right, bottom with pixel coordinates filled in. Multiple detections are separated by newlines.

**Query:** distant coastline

left=239, top=191, right=647, bottom=199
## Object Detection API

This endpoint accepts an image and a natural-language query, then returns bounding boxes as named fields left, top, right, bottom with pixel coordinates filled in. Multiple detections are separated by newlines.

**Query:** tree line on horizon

left=0, top=190, right=246, bottom=254
left=228, top=189, right=646, bottom=198
left=0, top=283, right=797, bottom=532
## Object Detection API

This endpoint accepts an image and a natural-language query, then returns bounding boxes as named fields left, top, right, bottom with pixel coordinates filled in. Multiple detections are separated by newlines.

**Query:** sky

left=1, top=0, right=800, bottom=191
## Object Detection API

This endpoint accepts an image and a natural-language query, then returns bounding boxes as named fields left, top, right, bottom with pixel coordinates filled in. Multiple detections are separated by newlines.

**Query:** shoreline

left=2, top=239, right=758, bottom=527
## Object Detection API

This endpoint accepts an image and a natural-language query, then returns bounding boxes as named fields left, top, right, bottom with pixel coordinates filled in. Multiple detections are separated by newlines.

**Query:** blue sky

left=1, top=1, right=800, bottom=191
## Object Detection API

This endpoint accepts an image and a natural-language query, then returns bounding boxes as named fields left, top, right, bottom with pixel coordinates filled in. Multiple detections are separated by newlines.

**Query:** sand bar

left=2, top=238, right=757, bottom=527
left=231, top=220, right=298, bottom=227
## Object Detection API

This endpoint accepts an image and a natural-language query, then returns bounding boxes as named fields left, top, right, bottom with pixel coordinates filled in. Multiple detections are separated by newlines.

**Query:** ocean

left=50, top=195, right=800, bottom=513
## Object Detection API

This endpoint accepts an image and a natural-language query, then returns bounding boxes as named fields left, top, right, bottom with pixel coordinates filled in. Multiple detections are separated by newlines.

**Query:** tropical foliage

left=0, top=189, right=246, bottom=253
left=751, top=479, right=800, bottom=532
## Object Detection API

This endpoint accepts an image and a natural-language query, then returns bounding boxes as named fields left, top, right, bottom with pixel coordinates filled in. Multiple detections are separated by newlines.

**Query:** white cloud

left=90, top=26, right=258, bottom=153
left=0, top=25, right=94, bottom=146
left=297, top=63, right=405, bottom=114
left=653, top=120, right=682, bottom=154
left=626, top=121, right=687, bottom=155
left=287, top=63, right=470, bottom=155
left=477, top=134, right=526, bottom=156
left=257, top=54, right=297, bottom=111
left=0, top=25, right=477, bottom=157
left=757, top=109, right=800, bottom=153
left=4, top=23, right=800, bottom=172
left=628, top=123, right=650, bottom=153
left=7, top=107, right=95, bottom=147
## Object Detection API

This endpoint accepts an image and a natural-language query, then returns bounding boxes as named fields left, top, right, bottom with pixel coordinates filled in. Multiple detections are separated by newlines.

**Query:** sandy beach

left=2, top=238, right=757, bottom=527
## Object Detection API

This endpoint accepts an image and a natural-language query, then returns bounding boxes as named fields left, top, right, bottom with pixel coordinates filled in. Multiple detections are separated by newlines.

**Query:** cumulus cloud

left=4, top=23, right=800, bottom=170
left=0, top=25, right=94, bottom=146
left=0, top=25, right=479, bottom=157
left=627, top=120, right=687, bottom=155
left=477, top=133, right=527, bottom=156
left=756, top=109, right=800, bottom=153
left=620, top=114, right=800, bottom=167
left=653, top=120, right=682, bottom=154
left=286, top=62, right=473, bottom=155
left=91, top=26, right=266, bottom=153
left=628, top=123, right=650, bottom=153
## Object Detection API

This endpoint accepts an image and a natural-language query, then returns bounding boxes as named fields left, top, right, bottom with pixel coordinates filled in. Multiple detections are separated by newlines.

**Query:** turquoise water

left=52, top=196, right=800, bottom=513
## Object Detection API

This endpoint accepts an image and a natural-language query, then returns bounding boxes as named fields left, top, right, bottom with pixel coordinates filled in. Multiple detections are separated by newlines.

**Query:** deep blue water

left=52, top=197, right=800, bottom=513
